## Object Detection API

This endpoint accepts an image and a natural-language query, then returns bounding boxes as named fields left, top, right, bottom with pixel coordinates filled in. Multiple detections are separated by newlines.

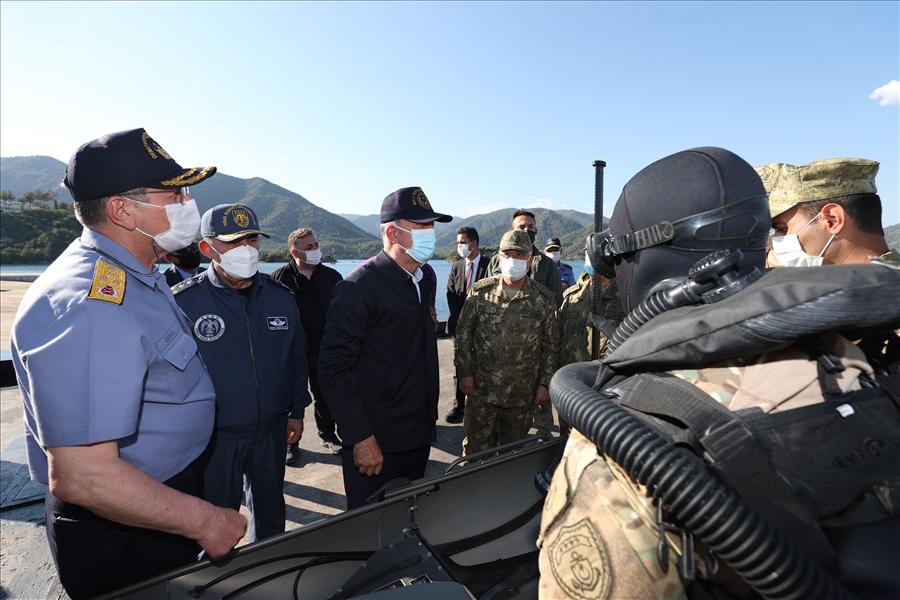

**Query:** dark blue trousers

left=342, top=444, right=431, bottom=510
left=197, top=422, right=287, bottom=543
left=45, top=466, right=200, bottom=600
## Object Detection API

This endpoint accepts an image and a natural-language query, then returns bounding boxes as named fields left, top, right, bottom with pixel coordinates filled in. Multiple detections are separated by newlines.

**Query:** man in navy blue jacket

left=174, top=204, right=311, bottom=542
left=319, top=187, right=451, bottom=509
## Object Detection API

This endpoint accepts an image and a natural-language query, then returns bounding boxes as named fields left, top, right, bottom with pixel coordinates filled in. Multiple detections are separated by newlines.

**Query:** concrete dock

left=0, top=278, right=559, bottom=599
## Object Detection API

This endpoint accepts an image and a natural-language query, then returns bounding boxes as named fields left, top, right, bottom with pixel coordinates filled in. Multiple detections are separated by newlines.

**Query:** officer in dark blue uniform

left=319, top=187, right=451, bottom=510
left=173, top=204, right=311, bottom=542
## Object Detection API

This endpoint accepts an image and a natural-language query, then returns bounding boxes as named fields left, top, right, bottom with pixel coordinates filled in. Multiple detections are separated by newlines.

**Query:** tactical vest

left=596, top=263, right=900, bottom=599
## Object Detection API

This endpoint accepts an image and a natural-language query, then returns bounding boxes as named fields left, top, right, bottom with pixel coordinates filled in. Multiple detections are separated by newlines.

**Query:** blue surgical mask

left=395, top=225, right=436, bottom=263
left=584, top=252, right=595, bottom=277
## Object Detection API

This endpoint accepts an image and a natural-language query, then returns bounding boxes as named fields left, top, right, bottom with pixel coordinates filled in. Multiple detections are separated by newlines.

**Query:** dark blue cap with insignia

left=380, top=187, right=452, bottom=224
left=64, top=128, right=216, bottom=201
left=201, top=204, right=270, bottom=242
left=544, top=238, right=562, bottom=250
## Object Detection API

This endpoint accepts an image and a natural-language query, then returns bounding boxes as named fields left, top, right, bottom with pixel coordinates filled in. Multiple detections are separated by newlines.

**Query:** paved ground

left=0, top=280, right=561, bottom=599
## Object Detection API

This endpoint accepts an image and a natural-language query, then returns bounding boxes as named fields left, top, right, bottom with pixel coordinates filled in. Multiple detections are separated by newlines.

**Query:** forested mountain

left=0, top=156, right=380, bottom=261
left=0, top=156, right=69, bottom=198
left=3, top=155, right=896, bottom=264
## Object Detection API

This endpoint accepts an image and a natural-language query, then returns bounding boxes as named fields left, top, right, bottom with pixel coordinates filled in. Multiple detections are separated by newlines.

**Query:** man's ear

left=820, top=203, right=847, bottom=236
left=105, top=196, right=138, bottom=231
left=527, top=256, right=535, bottom=269
left=198, top=239, right=217, bottom=261
left=163, top=254, right=176, bottom=265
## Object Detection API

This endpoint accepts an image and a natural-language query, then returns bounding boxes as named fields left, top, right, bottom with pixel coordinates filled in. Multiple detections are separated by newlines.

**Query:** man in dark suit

left=319, top=187, right=452, bottom=510
left=445, top=226, right=489, bottom=423
left=161, top=242, right=205, bottom=287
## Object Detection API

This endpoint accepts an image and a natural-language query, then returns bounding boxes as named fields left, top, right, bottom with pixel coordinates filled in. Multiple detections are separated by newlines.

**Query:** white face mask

left=212, top=244, right=259, bottom=279
left=500, top=256, right=529, bottom=281
left=771, top=211, right=834, bottom=268
left=458, top=243, right=472, bottom=259
left=545, top=250, right=561, bottom=263
left=133, top=198, right=201, bottom=253
left=301, top=248, right=322, bottom=266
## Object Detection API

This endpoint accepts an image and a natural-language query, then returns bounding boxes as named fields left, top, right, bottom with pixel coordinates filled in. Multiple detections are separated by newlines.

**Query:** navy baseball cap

left=64, top=128, right=216, bottom=201
left=544, top=238, right=561, bottom=250
left=380, top=187, right=452, bottom=224
left=201, top=204, right=270, bottom=242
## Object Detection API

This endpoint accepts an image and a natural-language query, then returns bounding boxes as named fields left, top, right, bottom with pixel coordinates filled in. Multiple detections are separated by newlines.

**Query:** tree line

left=1, top=190, right=77, bottom=264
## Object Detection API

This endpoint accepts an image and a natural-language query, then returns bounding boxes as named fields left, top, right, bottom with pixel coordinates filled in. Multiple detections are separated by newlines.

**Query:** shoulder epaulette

left=87, top=259, right=126, bottom=305
left=472, top=276, right=499, bottom=292
left=171, top=274, right=204, bottom=295
left=528, top=278, right=556, bottom=301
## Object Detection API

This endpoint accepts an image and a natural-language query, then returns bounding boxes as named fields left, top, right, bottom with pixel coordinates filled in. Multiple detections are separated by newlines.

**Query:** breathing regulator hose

left=605, top=247, right=761, bottom=355
left=549, top=361, right=855, bottom=600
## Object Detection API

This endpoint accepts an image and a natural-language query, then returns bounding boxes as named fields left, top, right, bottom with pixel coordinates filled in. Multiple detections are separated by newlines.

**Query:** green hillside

left=0, top=207, right=81, bottom=264
left=0, top=156, right=69, bottom=198
left=1, top=156, right=381, bottom=261
left=189, top=174, right=378, bottom=258
left=885, top=223, right=899, bottom=251
left=431, top=208, right=607, bottom=259
left=3, top=155, right=896, bottom=264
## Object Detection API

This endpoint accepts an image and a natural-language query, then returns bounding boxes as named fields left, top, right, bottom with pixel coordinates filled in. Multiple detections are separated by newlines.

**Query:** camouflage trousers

left=462, top=398, right=534, bottom=456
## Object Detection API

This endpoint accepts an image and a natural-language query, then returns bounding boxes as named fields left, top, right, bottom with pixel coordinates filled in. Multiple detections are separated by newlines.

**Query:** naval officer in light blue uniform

left=10, top=128, right=247, bottom=600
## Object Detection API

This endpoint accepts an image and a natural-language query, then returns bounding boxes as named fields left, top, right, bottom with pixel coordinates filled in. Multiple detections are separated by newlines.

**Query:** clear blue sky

left=2, top=2, right=897, bottom=226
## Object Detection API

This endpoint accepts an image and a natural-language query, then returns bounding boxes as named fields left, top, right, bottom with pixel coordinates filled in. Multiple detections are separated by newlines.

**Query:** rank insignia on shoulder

left=171, top=275, right=202, bottom=295
left=87, top=260, right=126, bottom=304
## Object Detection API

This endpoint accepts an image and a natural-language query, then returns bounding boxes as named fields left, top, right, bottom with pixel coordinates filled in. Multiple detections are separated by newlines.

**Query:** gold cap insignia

left=141, top=131, right=172, bottom=161
left=233, top=209, right=251, bottom=228
left=412, top=188, right=432, bottom=210
left=87, top=260, right=126, bottom=305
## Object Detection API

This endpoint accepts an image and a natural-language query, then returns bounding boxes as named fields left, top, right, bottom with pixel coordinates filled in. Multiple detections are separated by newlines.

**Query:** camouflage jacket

left=538, top=335, right=875, bottom=599
left=559, top=273, right=626, bottom=365
left=454, top=276, right=560, bottom=409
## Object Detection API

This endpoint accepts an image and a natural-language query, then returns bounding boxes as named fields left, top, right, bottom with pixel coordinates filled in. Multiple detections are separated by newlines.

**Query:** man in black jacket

left=271, top=229, right=343, bottom=463
left=319, top=187, right=451, bottom=509
left=445, top=226, right=489, bottom=423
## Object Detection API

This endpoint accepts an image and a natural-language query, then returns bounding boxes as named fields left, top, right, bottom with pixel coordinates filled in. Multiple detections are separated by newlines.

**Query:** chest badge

left=194, top=314, right=225, bottom=342
left=267, top=316, right=289, bottom=330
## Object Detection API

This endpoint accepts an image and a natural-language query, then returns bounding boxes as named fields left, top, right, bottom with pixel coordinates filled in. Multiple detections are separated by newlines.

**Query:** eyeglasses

left=139, top=187, right=190, bottom=205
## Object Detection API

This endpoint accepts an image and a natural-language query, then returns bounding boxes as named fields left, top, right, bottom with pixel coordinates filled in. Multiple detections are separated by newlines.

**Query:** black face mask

left=172, top=245, right=202, bottom=270
left=526, top=230, right=537, bottom=245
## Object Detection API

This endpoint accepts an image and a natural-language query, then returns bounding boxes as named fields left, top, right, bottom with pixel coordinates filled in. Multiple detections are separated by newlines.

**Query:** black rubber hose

left=549, top=361, right=854, bottom=600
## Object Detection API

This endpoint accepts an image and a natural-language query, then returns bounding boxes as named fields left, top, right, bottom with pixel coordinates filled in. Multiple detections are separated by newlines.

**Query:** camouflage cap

left=755, top=158, right=879, bottom=218
left=500, top=230, right=533, bottom=255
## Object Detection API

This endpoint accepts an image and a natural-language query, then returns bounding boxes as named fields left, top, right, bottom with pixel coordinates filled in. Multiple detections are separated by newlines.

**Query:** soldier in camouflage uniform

left=538, top=147, right=899, bottom=599
left=559, top=270, right=626, bottom=366
left=454, top=230, right=560, bottom=455
left=755, top=158, right=899, bottom=267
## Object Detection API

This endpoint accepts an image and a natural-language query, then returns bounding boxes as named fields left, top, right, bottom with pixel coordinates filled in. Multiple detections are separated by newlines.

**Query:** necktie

left=465, top=261, right=474, bottom=293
